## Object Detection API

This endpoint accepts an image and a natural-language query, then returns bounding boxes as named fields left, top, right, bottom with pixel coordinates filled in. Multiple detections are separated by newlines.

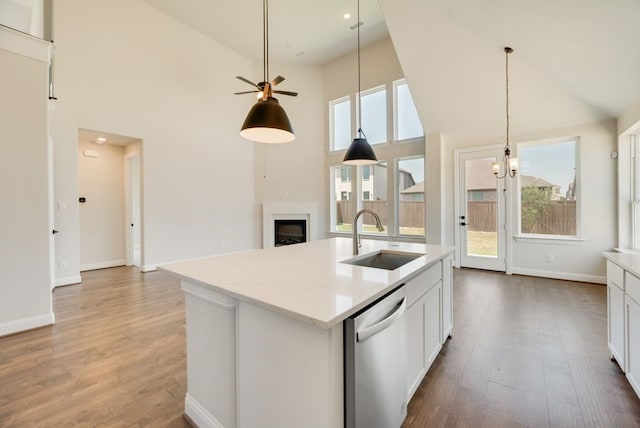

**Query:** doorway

left=455, top=147, right=507, bottom=272
left=77, top=129, right=143, bottom=272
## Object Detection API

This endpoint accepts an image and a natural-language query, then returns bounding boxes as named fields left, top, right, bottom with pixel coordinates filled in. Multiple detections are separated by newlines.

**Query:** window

left=398, top=156, right=425, bottom=236
left=330, top=97, right=351, bottom=151
left=332, top=166, right=353, bottom=232
left=359, top=86, right=387, bottom=145
left=363, top=165, right=371, bottom=180
left=361, top=162, right=388, bottom=233
left=394, top=80, right=423, bottom=140
left=633, top=133, right=640, bottom=249
left=518, top=138, right=578, bottom=237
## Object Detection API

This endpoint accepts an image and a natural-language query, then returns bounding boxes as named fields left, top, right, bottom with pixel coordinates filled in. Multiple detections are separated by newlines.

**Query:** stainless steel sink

left=342, top=250, right=423, bottom=271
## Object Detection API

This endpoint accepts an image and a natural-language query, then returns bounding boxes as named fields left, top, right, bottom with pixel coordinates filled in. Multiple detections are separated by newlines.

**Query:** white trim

left=513, top=235, right=585, bottom=245
left=0, top=312, right=54, bottom=337
left=511, top=267, right=606, bottom=284
left=79, top=259, right=126, bottom=272
left=262, top=203, right=317, bottom=249
left=182, top=281, right=237, bottom=309
left=141, top=264, right=156, bottom=272
left=184, top=393, right=224, bottom=428
left=55, top=275, right=81, bottom=287
left=0, top=24, right=53, bottom=63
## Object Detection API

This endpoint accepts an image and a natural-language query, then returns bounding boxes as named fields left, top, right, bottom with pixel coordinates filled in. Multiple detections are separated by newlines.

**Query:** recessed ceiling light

left=96, top=137, right=107, bottom=144
left=343, top=12, right=351, bottom=19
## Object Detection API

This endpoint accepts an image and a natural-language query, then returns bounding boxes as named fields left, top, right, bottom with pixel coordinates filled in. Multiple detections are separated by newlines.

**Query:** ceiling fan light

left=343, top=137, right=377, bottom=165
left=240, top=97, right=295, bottom=144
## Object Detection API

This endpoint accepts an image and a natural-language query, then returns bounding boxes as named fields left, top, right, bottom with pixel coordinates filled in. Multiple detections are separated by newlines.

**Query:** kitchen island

left=159, top=237, right=454, bottom=428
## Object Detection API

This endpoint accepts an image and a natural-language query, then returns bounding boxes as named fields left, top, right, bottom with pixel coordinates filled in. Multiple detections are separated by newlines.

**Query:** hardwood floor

left=0, top=267, right=639, bottom=427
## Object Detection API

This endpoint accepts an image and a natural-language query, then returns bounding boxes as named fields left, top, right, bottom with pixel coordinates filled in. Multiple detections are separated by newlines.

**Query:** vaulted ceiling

left=142, top=0, right=640, bottom=137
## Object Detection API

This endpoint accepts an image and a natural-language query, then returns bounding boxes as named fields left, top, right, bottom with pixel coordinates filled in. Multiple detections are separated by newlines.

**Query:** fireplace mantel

left=262, top=203, right=317, bottom=249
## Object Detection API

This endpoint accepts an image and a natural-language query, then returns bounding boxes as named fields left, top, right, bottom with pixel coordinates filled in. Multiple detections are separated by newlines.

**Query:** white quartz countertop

left=159, top=237, right=454, bottom=329
left=604, top=252, right=640, bottom=277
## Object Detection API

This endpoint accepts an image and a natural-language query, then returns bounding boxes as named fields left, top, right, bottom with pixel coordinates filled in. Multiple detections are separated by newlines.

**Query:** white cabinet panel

left=441, top=255, right=453, bottom=339
left=608, top=283, right=625, bottom=369
left=608, top=260, right=624, bottom=290
left=425, top=282, right=442, bottom=367
left=627, top=296, right=640, bottom=398
left=626, top=271, right=640, bottom=305
left=406, top=295, right=426, bottom=400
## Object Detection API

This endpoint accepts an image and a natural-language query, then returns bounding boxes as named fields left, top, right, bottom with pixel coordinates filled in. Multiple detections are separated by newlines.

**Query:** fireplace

left=262, top=203, right=317, bottom=249
left=274, top=219, right=307, bottom=247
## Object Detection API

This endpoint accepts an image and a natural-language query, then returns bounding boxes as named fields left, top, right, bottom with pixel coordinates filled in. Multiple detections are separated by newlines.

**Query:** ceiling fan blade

left=270, top=75, right=285, bottom=87
left=236, top=76, right=260, bottom=89
left=273, top=90, right=298, bottom=97
left=234, top=90, right=260, bottom=95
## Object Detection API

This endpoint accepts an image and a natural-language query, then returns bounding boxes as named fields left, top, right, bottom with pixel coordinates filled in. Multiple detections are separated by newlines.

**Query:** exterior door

left=457, top=149, right=506, bottom=271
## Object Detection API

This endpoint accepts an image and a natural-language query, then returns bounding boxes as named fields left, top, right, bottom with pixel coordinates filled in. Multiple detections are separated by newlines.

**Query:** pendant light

left=493, top=47, right=518, bottom=178
left=239, top=0, right=295, bottom=144
left=343, top=0, right=377, bottom=165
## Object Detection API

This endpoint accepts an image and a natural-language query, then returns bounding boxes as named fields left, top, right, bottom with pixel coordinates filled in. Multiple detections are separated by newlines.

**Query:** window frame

left=393, top=78, right=424, bottom=142
left=515, top=136, right=581, bottom=240
left=329, top=95, right=351, bottom=152
left=632, top=133, right=640, bottom=250
left=356, top=84, right=388, bottom=146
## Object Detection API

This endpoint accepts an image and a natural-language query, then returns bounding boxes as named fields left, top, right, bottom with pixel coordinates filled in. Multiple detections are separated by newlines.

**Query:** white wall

left=52, top=0, right=258, bottom=280
left=78, top=140, right=126, bottom=270
left=0, top=29, right=53, bottom=335
left=381, top=0, right=617, bottom=281
left=253, top=62, right=327, bottom=246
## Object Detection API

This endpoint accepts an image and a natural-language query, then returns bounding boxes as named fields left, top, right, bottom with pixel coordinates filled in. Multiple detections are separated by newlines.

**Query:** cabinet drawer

left=608, top=261, right=624, bottom=291
left=406, top=262, right=441, bottom=307
left=627, top=271, right=640, bottom=305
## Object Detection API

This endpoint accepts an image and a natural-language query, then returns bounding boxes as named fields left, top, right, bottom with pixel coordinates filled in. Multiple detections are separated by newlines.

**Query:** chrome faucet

left=352, top=209, right=385, bottom=255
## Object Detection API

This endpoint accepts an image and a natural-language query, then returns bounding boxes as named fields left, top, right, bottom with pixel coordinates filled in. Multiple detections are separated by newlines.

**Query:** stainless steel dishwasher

left=344, top=285, right=408, bottom=428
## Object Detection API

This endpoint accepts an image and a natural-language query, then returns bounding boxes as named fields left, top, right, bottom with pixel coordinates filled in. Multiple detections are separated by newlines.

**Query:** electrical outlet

left=546, top=254, right=555, bottom=263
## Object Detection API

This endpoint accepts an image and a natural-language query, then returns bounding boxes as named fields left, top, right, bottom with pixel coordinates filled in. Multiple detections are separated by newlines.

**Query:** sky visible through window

left=399, top=158, right=424, bottom=183
left=519, top=140, right=575, bottom=195
left=396, top=83, right=423, bottom=140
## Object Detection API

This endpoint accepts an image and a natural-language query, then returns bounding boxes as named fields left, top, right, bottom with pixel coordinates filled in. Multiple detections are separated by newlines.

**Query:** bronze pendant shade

left=240, top=96, right=295, bottom=144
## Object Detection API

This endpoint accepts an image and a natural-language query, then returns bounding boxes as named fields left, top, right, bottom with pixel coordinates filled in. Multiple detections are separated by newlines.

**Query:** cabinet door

left=406, top=297, right=426, bottom=400
left=608, top=283, right=625, bottom=369
left=627, top=296, right=640, bottom=398
left=441, top=255, right=453, bottom=340
left=425, top=281, right=442, bottom=367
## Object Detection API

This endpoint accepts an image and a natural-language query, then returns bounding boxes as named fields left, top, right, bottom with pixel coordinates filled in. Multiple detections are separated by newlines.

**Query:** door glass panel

left=464, top=158, right=498, bottom=258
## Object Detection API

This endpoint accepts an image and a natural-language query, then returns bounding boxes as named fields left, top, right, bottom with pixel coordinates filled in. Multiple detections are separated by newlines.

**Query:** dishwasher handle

left=356, top=297, right=407, bottom=342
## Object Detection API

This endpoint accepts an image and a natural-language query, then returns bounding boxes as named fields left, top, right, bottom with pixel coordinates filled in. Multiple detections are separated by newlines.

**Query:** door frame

left=125, top=150, right=143, bottom=268
left=454, top=145, right=515, bottom=273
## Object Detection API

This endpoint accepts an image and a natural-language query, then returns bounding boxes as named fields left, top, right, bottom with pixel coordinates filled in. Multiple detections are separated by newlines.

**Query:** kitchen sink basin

left=342, top=250, right=423, bottom=271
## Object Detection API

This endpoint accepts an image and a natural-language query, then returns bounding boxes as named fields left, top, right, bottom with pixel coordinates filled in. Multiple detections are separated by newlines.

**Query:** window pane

left=519, top=139, right=577, bottom=236
left=398, top=157, right=425, bottom=236
left=361, top=162, right=388, bottom=233
left=331, top=98, right=351, bottom=151
left=333, top=166, right=353, bottom=231
left=360, top=88, right=387, bottom=145
left=396, top=82, right=423, bottom=140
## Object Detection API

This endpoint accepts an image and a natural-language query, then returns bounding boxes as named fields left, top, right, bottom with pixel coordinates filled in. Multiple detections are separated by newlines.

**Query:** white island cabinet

left=603, top=252, right=640, bottom=399
left=160, top=238, right=454, bottom=428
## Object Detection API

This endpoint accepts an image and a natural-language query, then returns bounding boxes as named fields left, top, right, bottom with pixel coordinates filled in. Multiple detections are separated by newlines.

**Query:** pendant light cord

left=356, top=0, right=363, bottom=138
left=505, top=47, right=510, bottom=150
left=263, top=0, right=269, bottom=83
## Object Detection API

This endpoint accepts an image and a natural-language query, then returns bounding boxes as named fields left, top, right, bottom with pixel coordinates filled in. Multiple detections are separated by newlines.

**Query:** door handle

left=459, top=222, right=467, bottom=226
left=356, top=297, right=407, bottom=342
left=52, top=229, right=59, bottom=234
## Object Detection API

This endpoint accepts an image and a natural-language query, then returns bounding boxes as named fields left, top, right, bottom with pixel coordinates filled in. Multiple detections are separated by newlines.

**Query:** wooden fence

left=466, top=200, right=576, bottom=235
left=336, top=201, right=425, bottom=228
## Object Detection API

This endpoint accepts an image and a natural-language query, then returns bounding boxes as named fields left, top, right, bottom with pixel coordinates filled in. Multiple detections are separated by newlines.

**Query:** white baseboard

left=510, top=267, right=606, bottom=284
left=141, top=264, right=156, bottom=272
left=55, top=275, right=82, bottom=287
left=80, top=259, right=126, bottom=272
left=184, top=393, right=225, bottom=428
left=0, top=312, right=54, bottom=337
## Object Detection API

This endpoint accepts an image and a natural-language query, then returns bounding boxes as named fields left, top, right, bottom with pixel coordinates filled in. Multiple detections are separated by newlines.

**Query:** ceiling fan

left=234, top=75, right=298, bottom=99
